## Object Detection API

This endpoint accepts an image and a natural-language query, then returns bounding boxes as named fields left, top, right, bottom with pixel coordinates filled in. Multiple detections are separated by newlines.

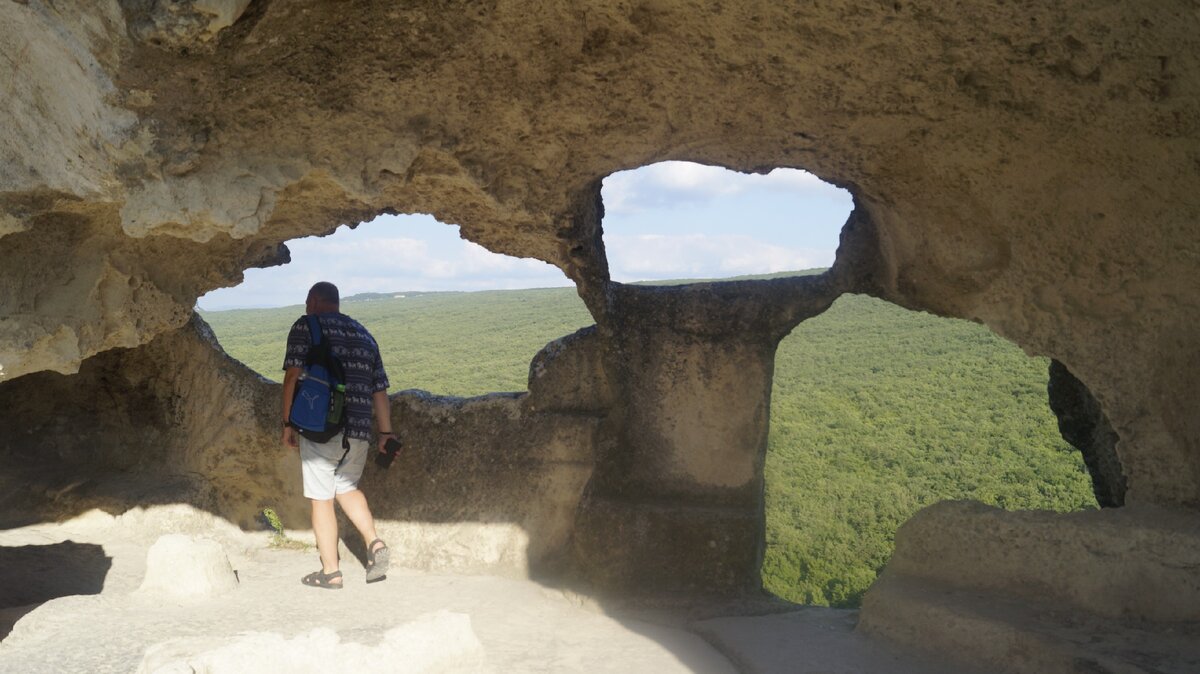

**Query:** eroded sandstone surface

left=3, top=0, right=1197, bottom=504
left=2, top=1, right=1199, bottom=671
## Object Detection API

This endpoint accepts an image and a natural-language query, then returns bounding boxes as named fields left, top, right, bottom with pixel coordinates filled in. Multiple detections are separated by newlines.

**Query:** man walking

left=281, top=281, right=395, bottom=588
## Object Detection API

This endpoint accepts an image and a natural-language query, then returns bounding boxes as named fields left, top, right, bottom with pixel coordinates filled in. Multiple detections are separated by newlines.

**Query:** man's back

left=283, top=312, right=389, bottom=440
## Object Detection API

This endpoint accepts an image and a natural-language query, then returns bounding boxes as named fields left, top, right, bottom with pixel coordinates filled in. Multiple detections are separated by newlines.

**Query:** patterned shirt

left=283, top=312, right=390, bottom=441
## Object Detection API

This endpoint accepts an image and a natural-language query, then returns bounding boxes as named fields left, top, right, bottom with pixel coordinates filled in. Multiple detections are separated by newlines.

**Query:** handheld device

left=375, top=437, right=402, bottom=469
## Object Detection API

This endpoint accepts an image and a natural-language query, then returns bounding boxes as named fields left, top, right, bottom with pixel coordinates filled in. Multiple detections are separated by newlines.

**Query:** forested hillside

left=201, top=280, right=1094, bottom=607
left=199, top=288, right=592, bottom=393
left=765, top=293, right=1094, bottom=605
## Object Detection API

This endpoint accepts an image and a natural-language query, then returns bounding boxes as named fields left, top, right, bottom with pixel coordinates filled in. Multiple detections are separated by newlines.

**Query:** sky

left=196, top=162, right=853, bottom=310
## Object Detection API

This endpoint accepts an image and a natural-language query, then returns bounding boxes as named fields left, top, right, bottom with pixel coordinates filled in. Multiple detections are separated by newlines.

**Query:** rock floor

left=0, top=506, right=977, bottom=673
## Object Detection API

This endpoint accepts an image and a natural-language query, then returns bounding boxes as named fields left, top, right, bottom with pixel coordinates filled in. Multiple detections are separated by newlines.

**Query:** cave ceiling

left=1, top=0, right=1198, bottom=504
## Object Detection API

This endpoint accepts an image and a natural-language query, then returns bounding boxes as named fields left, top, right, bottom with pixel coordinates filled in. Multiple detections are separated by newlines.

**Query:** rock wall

left=5, top=0, right=1197, bottom=508
left=859, top=501, right=1200, bottom=672
left=0, top=314, right=289, bottom=529
left=0, top=316, right=612, bottom=575
left=360, top=327, right=611, bottom=577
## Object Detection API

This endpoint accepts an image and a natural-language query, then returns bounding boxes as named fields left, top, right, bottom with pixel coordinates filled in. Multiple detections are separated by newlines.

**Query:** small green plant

left=262, top=507, right=311, bottom=550
left=263, top=507, right=284, bottom=535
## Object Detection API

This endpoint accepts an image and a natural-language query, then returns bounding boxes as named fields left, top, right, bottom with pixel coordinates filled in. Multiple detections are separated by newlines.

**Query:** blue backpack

left=288, top=315, right=347, bottom=443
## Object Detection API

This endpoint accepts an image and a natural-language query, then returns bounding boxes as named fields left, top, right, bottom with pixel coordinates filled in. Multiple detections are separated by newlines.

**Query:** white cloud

left=290, top=236, right=431, bottom=266
left=605, top=233, right=834, bottom=282
left=458, top=240, right=554, bottom=275
left=603, top=161, right=741, bottom=214
left=198, top=222, right=572, bottom=310
left=756, top=169, right=830, bottom=192
left=198, top=163, right=851, bottom=310
left=646, top=161, right=744, bottom=194
left=282, top=230, right=564, bottom=283
left=602, top=162, right=837, bottom=215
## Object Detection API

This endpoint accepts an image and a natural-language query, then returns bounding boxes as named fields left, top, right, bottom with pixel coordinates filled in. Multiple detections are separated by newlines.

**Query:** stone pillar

left=573, top=276, right=842, bottom=594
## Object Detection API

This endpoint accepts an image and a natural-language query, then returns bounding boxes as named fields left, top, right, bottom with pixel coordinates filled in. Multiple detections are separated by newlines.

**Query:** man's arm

left=372, top=389, right=395, bottom=454
left=280, top=316, right=310, bottom=448
left=281, top=366, right=302, bottom=448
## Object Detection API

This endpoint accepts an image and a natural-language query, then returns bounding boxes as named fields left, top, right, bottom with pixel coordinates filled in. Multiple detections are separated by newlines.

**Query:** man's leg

left=332, top=438, right=384, bottom=556
left=336, top=489, right=388, bottom=581
left=311, top=498, right=342, bottom=583
left=334, top=489, right=381, bottom=550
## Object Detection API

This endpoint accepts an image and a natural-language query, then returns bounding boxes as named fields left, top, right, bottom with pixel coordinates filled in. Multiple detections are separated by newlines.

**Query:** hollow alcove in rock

left=198, top=213, right=592, bottom=396
left=1047, top=359, right=1127, bottom=507
left=194, top=212, right=601, bottom=575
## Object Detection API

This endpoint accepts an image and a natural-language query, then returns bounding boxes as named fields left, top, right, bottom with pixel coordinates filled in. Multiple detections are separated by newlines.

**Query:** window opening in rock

left=600, top=161, right=852, bottom=282
left=599, top=162, right=1097, bottom=610
left=198, top=214, right=592, bottom=395
left=762, top=295, right=1099, bottom=608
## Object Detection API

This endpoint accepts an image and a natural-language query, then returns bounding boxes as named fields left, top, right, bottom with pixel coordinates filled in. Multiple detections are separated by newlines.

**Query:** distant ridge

left=200, top=269, right=832, bottom=313
left=337, top=268, right=829, bottom=303
left=627, top=268, right=826, bottom=286
left=342, top=290, right=467, bottom=303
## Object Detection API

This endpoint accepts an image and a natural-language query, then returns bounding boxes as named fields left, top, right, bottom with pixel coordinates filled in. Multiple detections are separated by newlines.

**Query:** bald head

left=305, top=281, right=340, bottom=314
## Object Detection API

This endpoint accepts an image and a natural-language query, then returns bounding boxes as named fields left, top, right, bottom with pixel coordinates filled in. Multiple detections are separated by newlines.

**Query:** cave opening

left=199, top=213, right=593, bottom=397
left=762, top=296, right=1100, bottom=608
left=598, top=161, right=1100, bottom=609
left=599, top=161, right=850, bottom=283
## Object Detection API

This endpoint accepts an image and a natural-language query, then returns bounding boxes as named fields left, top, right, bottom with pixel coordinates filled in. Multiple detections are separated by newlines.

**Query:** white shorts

left=299, top=432, right=370, bottom=500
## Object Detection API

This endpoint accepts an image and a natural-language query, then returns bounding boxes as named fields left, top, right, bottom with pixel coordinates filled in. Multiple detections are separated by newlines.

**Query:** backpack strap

left=306, top=314, right=322, bottom=346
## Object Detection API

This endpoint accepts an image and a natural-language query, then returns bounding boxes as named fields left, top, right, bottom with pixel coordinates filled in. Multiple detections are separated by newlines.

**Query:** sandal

left=366, top=538, right=389, bottom=583
left=301, top=569, right=343, bottom=589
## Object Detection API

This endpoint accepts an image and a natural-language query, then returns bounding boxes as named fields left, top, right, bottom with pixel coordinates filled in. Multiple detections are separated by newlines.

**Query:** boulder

left=138, top=534, right=238, bottom=600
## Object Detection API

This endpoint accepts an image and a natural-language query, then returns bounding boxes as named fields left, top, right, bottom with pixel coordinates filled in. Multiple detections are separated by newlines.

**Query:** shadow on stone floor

left=0, top=541, right=111, bottom=640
